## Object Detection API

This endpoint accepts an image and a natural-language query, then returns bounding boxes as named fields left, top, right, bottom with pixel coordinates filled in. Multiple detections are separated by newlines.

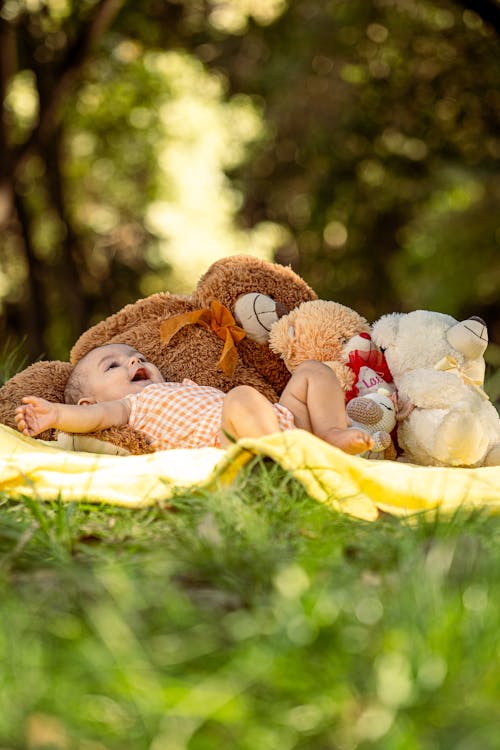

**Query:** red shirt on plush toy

left=343, top=332, right=394, bottom=402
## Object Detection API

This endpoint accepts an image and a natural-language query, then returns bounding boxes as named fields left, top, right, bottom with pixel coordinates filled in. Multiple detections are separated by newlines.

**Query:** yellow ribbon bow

left=434, top=355, right=489, bottom=399
left=160, top=299, right=246, bottom=377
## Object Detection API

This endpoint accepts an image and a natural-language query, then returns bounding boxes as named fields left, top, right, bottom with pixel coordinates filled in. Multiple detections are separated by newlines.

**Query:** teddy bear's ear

left=371, top=313, right=403, bottom=349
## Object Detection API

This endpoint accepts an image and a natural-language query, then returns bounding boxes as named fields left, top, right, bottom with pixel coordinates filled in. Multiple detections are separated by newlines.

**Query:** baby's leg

left=220, top=385, right=280, bottom=446
left=279, top=360, right=373, bottom=454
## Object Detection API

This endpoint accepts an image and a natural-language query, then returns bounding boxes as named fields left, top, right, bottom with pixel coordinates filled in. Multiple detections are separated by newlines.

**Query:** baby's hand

left=15, top=396, right=59, bottom=437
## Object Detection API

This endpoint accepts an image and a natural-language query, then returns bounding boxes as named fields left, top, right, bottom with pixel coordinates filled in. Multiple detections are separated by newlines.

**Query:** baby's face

left=79, top=344, right=164, bottom=402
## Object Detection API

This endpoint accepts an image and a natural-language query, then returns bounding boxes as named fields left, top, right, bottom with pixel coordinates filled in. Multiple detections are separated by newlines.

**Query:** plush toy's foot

left=433, top=409, right=489, bottom=466
left=483, top=443, right=500, bottom=466
left=323, top=427, right=374, bottom=455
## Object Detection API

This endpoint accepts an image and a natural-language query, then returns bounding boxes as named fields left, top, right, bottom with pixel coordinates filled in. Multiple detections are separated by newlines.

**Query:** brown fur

left=0, top=255, right=316, bottom=453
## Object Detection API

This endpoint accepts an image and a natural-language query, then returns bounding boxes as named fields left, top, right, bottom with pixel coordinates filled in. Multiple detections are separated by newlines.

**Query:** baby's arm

left=15, top=396, right=131, bottom=437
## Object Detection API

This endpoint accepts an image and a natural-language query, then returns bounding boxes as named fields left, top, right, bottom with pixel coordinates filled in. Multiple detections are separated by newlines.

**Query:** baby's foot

left=322, top=427, right=374, bottom=455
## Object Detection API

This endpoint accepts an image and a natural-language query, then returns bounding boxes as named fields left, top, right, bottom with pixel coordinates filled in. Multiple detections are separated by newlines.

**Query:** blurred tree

left=0, top=0, right=281, bottom=359
left=1, top=0, right=499, bottom=363
left=1, top=0, right=127, bottom=358
left=212, top=0, right=500, bottom=340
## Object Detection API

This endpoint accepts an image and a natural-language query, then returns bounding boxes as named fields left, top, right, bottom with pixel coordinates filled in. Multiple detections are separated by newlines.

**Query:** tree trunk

left=44, top=129, right=89, bottom=341
left=13, top=191, right=47, bottom=359
left=0, top=0, right=126, bottom=227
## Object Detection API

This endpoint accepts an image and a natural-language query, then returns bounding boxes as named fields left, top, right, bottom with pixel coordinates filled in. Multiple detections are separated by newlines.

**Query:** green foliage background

left=1, top=0, right=499, bottom=364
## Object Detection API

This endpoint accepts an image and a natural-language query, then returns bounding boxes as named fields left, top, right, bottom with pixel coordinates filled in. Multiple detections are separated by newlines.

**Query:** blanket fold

left=1, top=425, right=499, bottom=520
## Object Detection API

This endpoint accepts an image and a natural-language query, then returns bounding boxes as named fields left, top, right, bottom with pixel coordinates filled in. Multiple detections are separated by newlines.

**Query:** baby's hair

left=64, top=346, right=103, bottom=404
left=64, top=342, right=133, bottom=404
left=64, top=360, right=87, bottom=404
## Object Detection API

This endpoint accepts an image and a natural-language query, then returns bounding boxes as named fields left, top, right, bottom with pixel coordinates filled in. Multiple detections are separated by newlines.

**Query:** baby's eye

left=106, top=361, right=119, bottom=370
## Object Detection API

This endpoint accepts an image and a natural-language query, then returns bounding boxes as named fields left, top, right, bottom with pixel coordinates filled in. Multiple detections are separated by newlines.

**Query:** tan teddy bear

left=0, top=255, right=316, bottom=453
left=267, top=299, right=393, bottom=398
left=266, top=299, right=396, bottom=459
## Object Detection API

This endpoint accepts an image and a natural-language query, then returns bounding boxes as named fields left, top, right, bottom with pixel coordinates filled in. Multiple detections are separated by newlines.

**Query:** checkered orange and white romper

left=126, top=380, right=294, bottom=450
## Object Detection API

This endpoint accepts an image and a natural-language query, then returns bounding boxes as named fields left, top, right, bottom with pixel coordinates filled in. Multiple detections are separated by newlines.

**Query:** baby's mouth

left=132, top=367, right=150, bottom=382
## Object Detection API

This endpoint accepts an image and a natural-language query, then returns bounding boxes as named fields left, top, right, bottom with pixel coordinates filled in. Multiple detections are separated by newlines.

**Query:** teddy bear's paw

left=372, top=430, right=392, bottom=451
left=483, top=442, right=500, bottom=467
left=57, top=432, right=132, bottom=456
left=57, top=426, right=154, bottom=455
left=433, top=409, right=490, bottom=466
left=383, top=443, right=398, bottom=461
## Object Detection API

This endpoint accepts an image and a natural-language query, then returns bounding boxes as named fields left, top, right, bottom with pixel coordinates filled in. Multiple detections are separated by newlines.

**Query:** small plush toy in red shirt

left=343, top=332, right=394, bottom=402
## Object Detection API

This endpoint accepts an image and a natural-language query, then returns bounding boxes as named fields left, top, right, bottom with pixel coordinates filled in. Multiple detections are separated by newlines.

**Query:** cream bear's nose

left=446, top=317, right=488, bottom=359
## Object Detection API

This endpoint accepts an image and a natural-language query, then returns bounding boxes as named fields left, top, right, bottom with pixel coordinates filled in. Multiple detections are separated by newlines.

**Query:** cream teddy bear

left=371, top=310, right=500, bottom=467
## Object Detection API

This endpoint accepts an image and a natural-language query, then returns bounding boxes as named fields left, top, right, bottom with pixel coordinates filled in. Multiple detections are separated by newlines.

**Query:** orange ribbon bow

left=160, top=299, right=247, bottom=377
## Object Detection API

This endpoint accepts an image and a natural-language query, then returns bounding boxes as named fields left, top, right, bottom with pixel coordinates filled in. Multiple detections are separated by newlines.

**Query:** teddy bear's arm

left=398, top=369, right=474, bottom=409
left=371, top=430, right=392, bottom=452
left=59, top=425, right=155, bottom=455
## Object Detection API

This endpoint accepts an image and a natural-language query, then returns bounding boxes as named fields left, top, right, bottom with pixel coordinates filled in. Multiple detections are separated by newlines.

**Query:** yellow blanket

left=1, top=425, right=499, bottom=521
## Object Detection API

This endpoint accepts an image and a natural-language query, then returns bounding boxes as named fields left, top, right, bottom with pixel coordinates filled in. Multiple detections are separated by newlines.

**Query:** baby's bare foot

left=322, top=427, right=374, bottom=455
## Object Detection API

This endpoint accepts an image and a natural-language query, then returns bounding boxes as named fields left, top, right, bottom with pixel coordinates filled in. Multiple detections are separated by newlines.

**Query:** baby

left=15, top=343, right=374, bottom=453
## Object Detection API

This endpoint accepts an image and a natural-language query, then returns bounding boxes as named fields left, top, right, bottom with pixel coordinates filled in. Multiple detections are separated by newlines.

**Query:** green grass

left=0, top=338, right=29, bottom=387
left=1, top=459, right=499, bottom=750
left=1, top=351, right=499, bottom=748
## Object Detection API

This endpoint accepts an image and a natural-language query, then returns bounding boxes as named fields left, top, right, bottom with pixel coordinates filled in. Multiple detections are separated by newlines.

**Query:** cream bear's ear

left=371, top=313, right=403, bottom=349
left=446, top=316, right=488, bottom=359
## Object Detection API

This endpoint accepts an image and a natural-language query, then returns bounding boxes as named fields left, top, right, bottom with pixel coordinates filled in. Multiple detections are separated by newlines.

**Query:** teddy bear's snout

left=347, top=398, right=382, bottom=426
left=234, top=293, right=284, bottom=344
left=446, top=316, right=488, bottom=359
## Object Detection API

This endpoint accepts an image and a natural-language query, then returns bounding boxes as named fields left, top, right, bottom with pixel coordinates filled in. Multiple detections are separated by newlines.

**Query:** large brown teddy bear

left=0, top=255, right=316, bottom=453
